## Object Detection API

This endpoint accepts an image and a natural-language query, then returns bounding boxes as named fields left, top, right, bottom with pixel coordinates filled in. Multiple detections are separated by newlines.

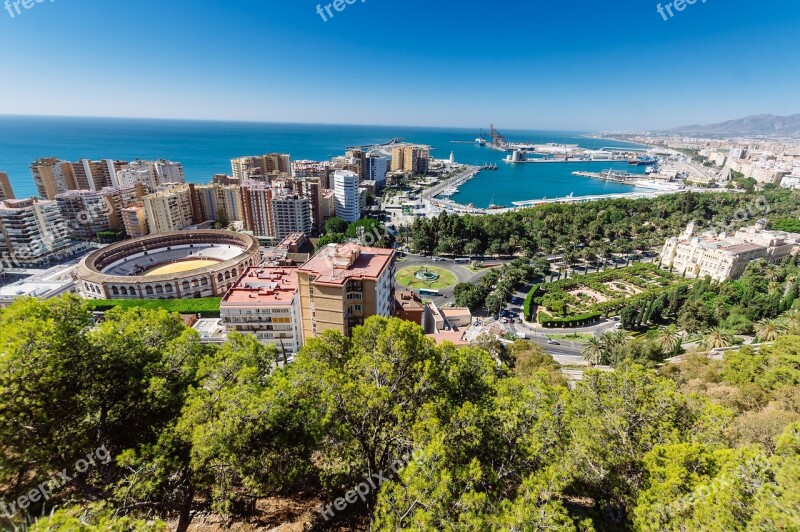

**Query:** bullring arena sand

left=143, top=259, right=221, bottom=277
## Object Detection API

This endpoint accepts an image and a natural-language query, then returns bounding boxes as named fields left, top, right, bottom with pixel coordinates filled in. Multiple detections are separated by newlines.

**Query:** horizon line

left=0, top=113, right=612, bottom=134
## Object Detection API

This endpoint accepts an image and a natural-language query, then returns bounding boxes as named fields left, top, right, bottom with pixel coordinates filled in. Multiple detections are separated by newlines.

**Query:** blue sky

left=0, top=0, right=798, bottom=130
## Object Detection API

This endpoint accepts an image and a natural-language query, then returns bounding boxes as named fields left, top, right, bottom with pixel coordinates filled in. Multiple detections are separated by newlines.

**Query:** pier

left=510, top=189, right=681, bottom=208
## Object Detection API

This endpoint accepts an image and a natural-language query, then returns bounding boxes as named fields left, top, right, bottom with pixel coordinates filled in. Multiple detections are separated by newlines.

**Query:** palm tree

left=754, top=319, right=787, bottom=342
left=583, top=337, right=605, bottom=366
left=782, top=309, right=800, bottom=335
left=702, top=327, right=733, bottom=350
left=656, top=325, right=681, bottom=356
left=765, top=265, right=781, bottom=283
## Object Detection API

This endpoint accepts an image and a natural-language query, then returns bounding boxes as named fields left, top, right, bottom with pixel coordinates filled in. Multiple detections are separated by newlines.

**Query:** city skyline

left=0, top=0, right=798, bottom=130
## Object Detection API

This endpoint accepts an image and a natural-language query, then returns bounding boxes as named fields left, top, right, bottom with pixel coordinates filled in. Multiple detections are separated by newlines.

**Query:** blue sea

left=0, top=115, right=648, bottom=208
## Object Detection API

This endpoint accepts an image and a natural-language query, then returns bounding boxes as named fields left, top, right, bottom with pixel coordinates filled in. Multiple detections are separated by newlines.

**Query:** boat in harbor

left=475, top=137, right=487, bottom=146
left=628, top=156, right=658, bottom=166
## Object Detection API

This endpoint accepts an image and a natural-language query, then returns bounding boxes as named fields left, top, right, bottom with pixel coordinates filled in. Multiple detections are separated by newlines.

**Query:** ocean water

left=0, top=116, right=648, bottom=208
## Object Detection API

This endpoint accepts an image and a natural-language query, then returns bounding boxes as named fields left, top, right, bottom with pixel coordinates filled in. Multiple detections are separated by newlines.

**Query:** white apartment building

left=661, top=221, right=800, bottom=282
left=220, top=266, right=304, bottom=355
left=115, top=160, right=185, bottom=190
left=0, top=198, right=72, bottom=267
left=333, top=170, right=360, bottom=223
left=271, top=193, right=312, bottom=240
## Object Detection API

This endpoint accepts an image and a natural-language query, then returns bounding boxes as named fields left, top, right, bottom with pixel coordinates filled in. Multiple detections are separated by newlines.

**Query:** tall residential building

left=100, top=185, right=147, bottom=222
left=297, top=243, right=395, bottom=338
left=365, top=153, right=388, bottom=187
left=0, top=198, right=71, bottom=267
left=333, top=170, right=360, bottom=223
left=0, top=172, right=14, bottom=201
left=115, top=160, right=185, bottom=190
left=240, top=180, right=276, bottom=238
left=321, top=189, right=336, bottom=220
left=292, top=160, right=332, bottom=188
left=55, top=190, right=118, bottom=239
left=345, top=149, right=367, bottom=180
left=142, top=184, right=198, bottom=234
left=195, top=184, right=243, bottom=224
left=300, top=179, right=325, bottom=232
left=121, top=204, right=149, bottom=238
left=31, top=158, right=182, bottom=199
left=30, top=158, right=75, bottom=199
left=271, top=193, right=312, bottom=240
left=391, top=144, right=430, bottom=174
left=232, top=153, right=291, bottom=181
left=220, top=266, right=304, bottom=354
left=71, top=159, right=126, bottom=191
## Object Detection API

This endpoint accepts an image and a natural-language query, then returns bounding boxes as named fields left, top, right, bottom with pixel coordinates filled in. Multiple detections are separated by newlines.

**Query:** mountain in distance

left=668, top=113, right=800, bottom=138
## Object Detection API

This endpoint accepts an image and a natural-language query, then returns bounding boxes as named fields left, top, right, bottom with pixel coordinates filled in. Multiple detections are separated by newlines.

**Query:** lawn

left=396, top=266, right=458, bottom=290
left=85, top=297, right=222, bottom=318
left=546, top=333, right=595, bottom=344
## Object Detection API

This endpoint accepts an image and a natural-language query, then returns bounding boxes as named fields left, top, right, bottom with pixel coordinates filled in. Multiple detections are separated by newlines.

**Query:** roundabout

left=396, top=265, right=458, bottom=291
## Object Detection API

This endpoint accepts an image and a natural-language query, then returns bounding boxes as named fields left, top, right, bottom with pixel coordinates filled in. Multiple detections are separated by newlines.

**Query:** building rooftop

left=426, top=330, right=469, bottom=346
left=298, top=243, right=394, bottom=286
left=395, top=290, right=423, bottom=311
left=723, top=243, right=765, bottom=254
left=221, top=266, right=299, bottom=306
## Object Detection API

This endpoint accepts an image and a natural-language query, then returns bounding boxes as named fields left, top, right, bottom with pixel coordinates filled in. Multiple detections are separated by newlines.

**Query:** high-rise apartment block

left=142, top=184, right=198, bottom=234
left=31, top=158, right=184, bottom=199
left=297, top=243, right=395, bottom=338
left=365, top=153, right=388, bottom=187
left=220, top=266, right=304, bottom=355
left=116, top=160, right=185, bottom=191
left=240, top=181, right=312, bottom=240
left=0, top=198, right=72, bottom=267
left=231, top=153, right=291, bottom=181
left=121, top=204, right=149, bottom=238
left=391, top=144, right=430, bottom=174
left=54, top=190, right=118, bottom=239
left=333, top=170, right=360, bottom=223
left=271, top=193, right=312, bottom=241
left=195, top=183, right=243, bottom=224
left=0, top=172, right=14, bottom=202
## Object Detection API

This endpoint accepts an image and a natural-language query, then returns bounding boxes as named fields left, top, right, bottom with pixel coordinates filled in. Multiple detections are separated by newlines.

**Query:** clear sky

left=0, top=0, right=798, bottom=130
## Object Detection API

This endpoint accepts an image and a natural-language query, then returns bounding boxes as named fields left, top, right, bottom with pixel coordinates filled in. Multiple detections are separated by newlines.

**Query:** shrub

left=85, top=298, right=222, bottom=318
left=539, top=312, right=602, bottom=328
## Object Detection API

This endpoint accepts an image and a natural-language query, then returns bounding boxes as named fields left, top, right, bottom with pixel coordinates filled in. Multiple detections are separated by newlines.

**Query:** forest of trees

left=409, top=189, right=797, bottom=259
left=1, top=297, right=799, bottom=530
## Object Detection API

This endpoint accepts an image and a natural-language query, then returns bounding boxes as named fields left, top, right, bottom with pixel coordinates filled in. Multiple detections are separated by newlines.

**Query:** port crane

left=489, top=123, right=507, bottom=148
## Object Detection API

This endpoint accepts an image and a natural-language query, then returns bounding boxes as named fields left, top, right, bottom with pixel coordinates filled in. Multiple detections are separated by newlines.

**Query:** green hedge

left=523, top=284, right=540, bottom=322
left=539, top=312, right=602, bottom=328
left=85, top=298, right=222, bottom=318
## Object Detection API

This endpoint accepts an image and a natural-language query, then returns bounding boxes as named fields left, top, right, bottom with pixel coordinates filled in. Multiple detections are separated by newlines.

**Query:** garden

left=526, top=263, right=689, bottom=327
